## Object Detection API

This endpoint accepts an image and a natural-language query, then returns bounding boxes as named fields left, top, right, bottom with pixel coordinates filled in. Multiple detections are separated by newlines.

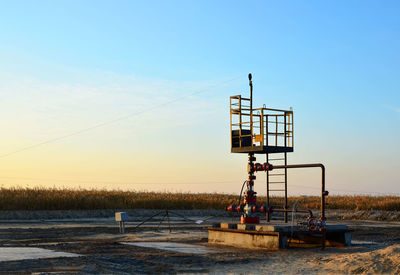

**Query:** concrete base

left=208, top=222, right=351, bottom=249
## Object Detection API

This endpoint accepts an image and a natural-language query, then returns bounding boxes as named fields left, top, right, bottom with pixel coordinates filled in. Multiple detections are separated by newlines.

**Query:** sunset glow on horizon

left=0, top=1, right=399, bottom=196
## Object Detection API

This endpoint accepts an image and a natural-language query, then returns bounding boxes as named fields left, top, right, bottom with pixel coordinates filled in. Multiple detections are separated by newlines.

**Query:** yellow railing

left=230, top=95, right=293, bottom=150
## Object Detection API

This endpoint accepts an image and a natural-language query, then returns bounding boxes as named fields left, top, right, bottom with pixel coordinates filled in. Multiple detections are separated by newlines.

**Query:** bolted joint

left=244, top=196, right=257, bottom=203
left=226, top=204, right=245, bottom=213
left=253, top=162, right=273, bottom=172
left=259, top=204, right=272, bottom=213
left=246, top=190, right=257, bottom=196
left=264, top=163, right=273, bottom=171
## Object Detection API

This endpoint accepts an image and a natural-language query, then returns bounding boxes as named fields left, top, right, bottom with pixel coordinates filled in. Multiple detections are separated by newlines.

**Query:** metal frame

left=229, top=76, right=294, bottom=223
left=230, top=99, right=294, bottom=154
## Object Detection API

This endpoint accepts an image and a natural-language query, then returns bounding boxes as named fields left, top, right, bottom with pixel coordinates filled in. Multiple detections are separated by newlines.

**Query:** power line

left=0, top=75, right=242, bottom=159
left=0, top=176, right=236, bottom=185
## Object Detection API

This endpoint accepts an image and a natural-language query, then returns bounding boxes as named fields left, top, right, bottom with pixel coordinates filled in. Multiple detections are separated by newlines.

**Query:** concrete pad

left=220, top=223, right=237, bottom=229
left=237, top=224, right=256, bottom=231
left=208, top=223, right=352, bottom=249
left=256, top=225, right=290, bottom=232
left=208, top=228, right=284, bottom=249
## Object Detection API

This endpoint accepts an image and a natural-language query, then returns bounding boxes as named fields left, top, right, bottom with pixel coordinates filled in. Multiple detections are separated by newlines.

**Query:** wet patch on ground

left=0, top=216, right=399, bottom=273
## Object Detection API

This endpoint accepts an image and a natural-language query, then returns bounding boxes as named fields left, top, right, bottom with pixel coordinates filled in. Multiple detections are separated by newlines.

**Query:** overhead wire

left=0, top=75, right=242, bottom=159
left=1, top=72, right=397, bottom=197
left=0, top=176, right=237, bottom=185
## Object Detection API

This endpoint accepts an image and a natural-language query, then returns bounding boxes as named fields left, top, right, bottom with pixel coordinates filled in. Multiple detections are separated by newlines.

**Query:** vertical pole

left=284, top=152, right=288, bottom=223
left=265, top=113, right=270, bottom=222
left=239, top=96, right=242, bottom=147
left=249, top=73, right=252, bottom=112
left=119, top=221, right=125, bottom=234
left=241, top=73, right=259, bottom=224
left=284, top=114, right=288, bottom=223
left=249, top=73, right=253, bottom=147
left=230, top=97, right=232, bottom=149
left=275, top=116, right=278, bottom=146
left=266, top=153, right=270, bottom=222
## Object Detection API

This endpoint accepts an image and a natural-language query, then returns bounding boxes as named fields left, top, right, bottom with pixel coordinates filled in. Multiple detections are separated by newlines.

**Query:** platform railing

left=231, top=96, right=294, bottom=150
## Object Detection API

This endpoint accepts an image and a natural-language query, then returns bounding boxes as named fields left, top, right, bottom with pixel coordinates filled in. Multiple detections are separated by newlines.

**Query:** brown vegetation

left=0, top=187, right=399, bottom=211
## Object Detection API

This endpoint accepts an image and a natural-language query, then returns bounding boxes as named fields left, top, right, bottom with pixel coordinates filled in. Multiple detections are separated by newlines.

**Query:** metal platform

left=208, top=222, right=351, bottom=249
left=231, top=145, right=294, bottom=154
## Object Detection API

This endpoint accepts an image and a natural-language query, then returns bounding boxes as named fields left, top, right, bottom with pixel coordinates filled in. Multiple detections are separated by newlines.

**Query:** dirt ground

left=0, top=212, right=400, bottom=274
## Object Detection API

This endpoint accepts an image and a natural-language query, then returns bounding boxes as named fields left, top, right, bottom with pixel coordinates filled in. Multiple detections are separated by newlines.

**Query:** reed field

left=0, top=187, right=399, bottom=211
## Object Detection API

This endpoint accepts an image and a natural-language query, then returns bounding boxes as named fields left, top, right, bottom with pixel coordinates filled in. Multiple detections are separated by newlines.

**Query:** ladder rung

left=268, top=181, right=285, bottom=184
left=268, top=174, right=285, bottom=176
left=268, top=158, right=284, bottom=161
left=269, top=189, right=286, bottom=191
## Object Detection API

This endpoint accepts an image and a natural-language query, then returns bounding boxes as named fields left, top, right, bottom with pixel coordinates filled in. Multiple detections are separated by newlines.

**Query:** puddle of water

left=351, top=240, right=379, bottom=245
left=0, top=247, right=81, bottom=262
left=121, top=242, right=215, bottom=254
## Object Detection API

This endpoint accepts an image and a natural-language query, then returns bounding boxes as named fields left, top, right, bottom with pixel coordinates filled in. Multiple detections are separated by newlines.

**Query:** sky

left=0, top=1, right=399, bottom=196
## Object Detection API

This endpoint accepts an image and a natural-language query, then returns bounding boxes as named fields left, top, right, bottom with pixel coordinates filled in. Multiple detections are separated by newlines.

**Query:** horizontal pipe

left=272, top=163, right=326, bottom=219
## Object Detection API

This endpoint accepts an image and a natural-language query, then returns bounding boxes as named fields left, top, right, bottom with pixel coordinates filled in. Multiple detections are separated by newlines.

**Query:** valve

left=318, top=217, right=327, bottom=231
left=307, top=216, right=318, bottom=231
left=252, top=162, right=273, bottom=172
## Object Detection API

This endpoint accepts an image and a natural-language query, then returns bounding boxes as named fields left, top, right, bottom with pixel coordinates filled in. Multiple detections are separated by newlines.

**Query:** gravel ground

left=0, top=211, right=399, bottom=274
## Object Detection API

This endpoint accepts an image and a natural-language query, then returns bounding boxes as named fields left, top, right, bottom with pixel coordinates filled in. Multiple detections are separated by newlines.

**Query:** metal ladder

left=266, top=152, right=288, bottom=222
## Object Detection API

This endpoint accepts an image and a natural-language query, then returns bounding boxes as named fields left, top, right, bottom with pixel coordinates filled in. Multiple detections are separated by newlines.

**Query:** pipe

left=249, top=73, right=252, bottom=112
left=226, top=203, right=313, bottom=217
left=272, top=164, right=327, bottom=219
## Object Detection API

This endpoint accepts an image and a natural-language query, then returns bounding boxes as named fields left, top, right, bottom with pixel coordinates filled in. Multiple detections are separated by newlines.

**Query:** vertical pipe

left=265, top=114, right=270, bottom=222
left=321, top=165, right=326, bottom=218
left=260, top=110, right=264, bottom=147
left=249, top=73, right=252, bottom=112
left=284, top=152, right=288, bottom=223
left=249, top=73, right=253, bottom=147
left=321, top=166, right=326, bottom=249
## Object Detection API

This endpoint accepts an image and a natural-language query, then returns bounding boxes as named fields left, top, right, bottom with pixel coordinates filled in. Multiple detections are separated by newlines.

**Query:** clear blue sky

left=0, top=1, right=399, bottom=195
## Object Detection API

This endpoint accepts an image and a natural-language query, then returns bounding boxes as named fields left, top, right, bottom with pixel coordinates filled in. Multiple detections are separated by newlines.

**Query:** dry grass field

left=0, top=187, right=399, bottom=211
